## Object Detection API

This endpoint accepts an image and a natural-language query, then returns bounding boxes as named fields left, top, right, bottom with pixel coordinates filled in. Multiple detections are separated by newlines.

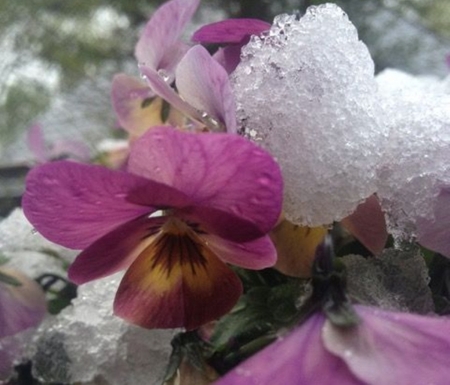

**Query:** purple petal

left=214, top=313, right=364, bottom=385
left=23, top=161, right=157, bottom=249
left=416, top=186, right=450, bottom=257
left=135, top=0, right=200, bottom=76
left=176, top=45, right=237, bottom=133
left=201, top=233, right=277, bottom=269
left=213, top=45, right=243, bottom=74
left=68, top=215, right=166, bottom=285
left=140, top=65, right=203, bottom=123
left=0, top=268, right=46, bottom=338
left=341, top=195, right=388, bottom=255
left=324, top=305, right=450, bottom=385
left=192, top=19, right=270, bottom=44
left=128, top=127, right=283, bottom=234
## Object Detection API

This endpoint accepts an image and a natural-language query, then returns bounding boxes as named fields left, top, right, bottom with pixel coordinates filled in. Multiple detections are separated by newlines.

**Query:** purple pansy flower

left=214, top=305, right=450, bottom=385
left=193, top=18, right=270, bottom=74
left=23, top=127, right=282, bottom=330
left=0, top=267, right=46, bottom=338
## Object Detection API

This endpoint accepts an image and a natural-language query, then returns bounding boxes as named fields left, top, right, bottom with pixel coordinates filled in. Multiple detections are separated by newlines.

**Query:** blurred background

left=0, top=0, right=449, bottom=216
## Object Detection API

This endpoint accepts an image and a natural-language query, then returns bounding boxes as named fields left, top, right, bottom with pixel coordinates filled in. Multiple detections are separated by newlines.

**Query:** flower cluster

left=2, top=0, right=450, bottom=384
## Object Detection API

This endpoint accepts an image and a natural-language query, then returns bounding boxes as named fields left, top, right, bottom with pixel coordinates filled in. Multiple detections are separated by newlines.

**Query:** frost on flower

left=232, top=4, right=388, bottom=226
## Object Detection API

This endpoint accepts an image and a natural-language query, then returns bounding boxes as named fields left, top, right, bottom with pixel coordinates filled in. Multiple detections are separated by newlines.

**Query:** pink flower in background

left=27, top=123, right=90, bottom=164
left=0, top=267, right=46, bottom=338
left=214, top=306, right=450, bottom=385
left=23, top=127, right=282, bottom=330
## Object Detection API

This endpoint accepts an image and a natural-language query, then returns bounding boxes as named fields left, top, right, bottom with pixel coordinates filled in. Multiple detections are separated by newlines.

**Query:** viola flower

left=192, top=18, right=270, bottom=74
left=0, top=267, right=46, bottom=338
left=112, top=0, right=200, bottom=136
left=214, top=305, right=450, bottom=385
left=23, top=127, right=282, bottom=330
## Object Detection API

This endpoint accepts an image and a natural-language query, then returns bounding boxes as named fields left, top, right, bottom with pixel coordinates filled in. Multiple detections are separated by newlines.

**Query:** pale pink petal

left=23, top=161, right=163, bottom=249
left=341, top=195, right=388, bottom=255
left=50, top=140, right=91, bottom=162
left=27, top=123, right=48, bottom=163
left=135, top=0, right=200, bottom=76
left=201, top=233, right=276, bottom=269
left=140, top=65, right=203, bottom=123
left=0, top=268, right=46, bottom=338
left=176, top=45, right=237, bottom=133
left=68, top=215, right=166, bottom=285
left=417, top=186, right=450, bottom=258
left=214, top=313, right=364, bottom=385
left=324, top=305, right=450, bottom=385
left=128, top=127, right=283, bottom=234
left=192, top=19, right=270, bottom=44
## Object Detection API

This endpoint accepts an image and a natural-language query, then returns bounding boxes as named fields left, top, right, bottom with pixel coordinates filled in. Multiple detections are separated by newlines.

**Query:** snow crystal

left=232, top=4, right=387, bottom=226
left=31, top=273, right=175, bottom=385
left=376, top=69, right=450, bottom=241
left=342, top=248, right=433, bottom=314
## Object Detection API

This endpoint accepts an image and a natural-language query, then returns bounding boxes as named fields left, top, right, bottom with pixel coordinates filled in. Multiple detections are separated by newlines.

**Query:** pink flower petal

left=201, top=233, right=276, bottom=269
left=114, top=228, right=242, bottom=330
left=50, top=140, right=91, bottom=162
left=135, top=0, right=200, bottom=77
left=417, top=186, right=450, bottom=258
left=68, top=215, right=166, bottom=285
left=23, top=161, right=158, bottom=249
left=140, top=65, right=203, bottom=123
left=323, top=305, right=450, bottom=385
left=214, top=313, right=364, bottom=385
left=176, top=45, right=237, bottom=133
left=128, top=127, right=283, bottom=235
left=341, top=195, right=388, bottom=255
left=213, top=45, right=243, bottom=74
left=192, top=19, right=270, bottom=44
left=0, top=268, right=46, bottom=338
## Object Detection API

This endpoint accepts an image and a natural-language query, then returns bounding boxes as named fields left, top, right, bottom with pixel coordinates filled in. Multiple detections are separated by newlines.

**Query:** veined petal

left=0, top=268, right=46, bottom=338
left=201, top=233, right=276, bottom=269
left=129, top=127, right=283, bottom=234
left=323, top=305, right=450, bottom=385
left=214, top=313, right=364, bottom=385
left=114, top=223, right=242, bottom=330
left=417, top=186, right=450, bottom=258
left=176, top=45, right=237, bottom=133
left=135, top=0, right=200, bottom=76
left=192, top=19, right=270, bottom=44
left=68, top=215, right=166, bottom=285
left=341, top=195, right=387, bottom=255
left=111, top=73, right=165, bottom=137
left=23, top=161, right=178, bottom=249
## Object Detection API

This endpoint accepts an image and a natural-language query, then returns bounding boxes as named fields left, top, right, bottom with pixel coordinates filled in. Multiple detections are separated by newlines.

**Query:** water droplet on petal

left=258, top=176, right=270, bottom=186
